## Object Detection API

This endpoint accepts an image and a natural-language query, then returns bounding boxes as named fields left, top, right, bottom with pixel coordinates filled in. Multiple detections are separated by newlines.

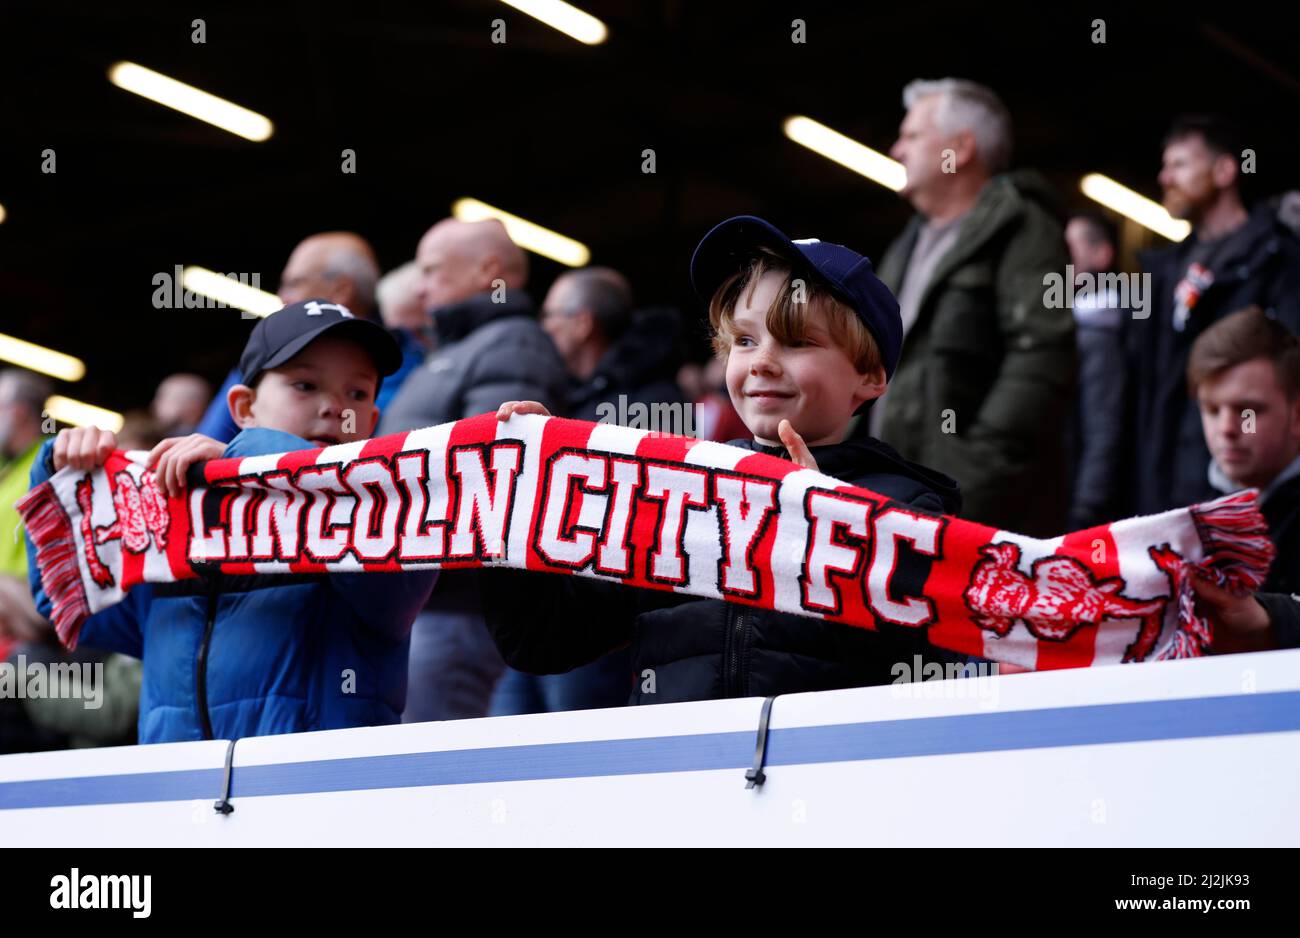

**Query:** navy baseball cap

left=239, top=299, right=402, bottom=386
left=689, top=215, right=903, bottom=379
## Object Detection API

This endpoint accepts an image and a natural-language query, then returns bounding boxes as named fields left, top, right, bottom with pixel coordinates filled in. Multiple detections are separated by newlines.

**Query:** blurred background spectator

left=1064, top=211, right=1127, bottom=529
left=1126, top=115, right=1300, bottom=515
left=375, top=260, right=435, bottom=412
left=0, top=368, right=140, bottom=752
left=492, top=266, right=685, bottom=715
left=150, top=374, right=212, bottom=437
left=867, top=78, right=1075, bottom=536
left=194, top=231, right=382, bottom=442
left=379, top=217, right=566, bottom=723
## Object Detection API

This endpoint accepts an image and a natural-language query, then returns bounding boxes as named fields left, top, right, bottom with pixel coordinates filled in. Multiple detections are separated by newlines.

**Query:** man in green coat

left=871, top=78, right=1075, bottom=536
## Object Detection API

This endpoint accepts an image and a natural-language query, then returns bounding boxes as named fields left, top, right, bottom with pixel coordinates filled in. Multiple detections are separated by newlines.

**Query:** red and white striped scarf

left=17, top=413, right=1275, bottom=669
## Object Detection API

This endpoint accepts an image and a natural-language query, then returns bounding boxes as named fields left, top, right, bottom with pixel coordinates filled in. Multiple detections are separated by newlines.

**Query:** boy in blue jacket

left=27, top=300, right=438, bottom=743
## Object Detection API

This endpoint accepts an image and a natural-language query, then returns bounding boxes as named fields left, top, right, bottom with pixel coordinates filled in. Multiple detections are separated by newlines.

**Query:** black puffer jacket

left=482, top=436, right=964, bottom=705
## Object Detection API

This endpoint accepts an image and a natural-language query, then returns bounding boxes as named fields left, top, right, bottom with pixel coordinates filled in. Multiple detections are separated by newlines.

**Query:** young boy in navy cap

left=27, top=300, right=438, bottom=743
left=486, top=217, right=964, bottom=704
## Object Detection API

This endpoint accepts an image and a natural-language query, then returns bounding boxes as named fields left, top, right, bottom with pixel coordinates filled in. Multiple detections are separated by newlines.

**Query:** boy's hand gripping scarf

left=17, top=413, right=1275, bottom=669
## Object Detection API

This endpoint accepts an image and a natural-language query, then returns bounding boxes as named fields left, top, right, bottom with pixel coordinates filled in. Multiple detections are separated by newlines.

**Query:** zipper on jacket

left=724, top=605, right=750, bottom=698
left=195, top=576, right=218, bottom=741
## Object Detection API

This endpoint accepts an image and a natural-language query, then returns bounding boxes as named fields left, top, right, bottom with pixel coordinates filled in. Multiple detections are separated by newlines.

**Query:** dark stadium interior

left=2, top=0, right=1298, bottom=411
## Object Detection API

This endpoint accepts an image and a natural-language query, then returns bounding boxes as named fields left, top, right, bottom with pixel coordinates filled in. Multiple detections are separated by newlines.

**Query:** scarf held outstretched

left=17, top=413, right=1274, bottom=669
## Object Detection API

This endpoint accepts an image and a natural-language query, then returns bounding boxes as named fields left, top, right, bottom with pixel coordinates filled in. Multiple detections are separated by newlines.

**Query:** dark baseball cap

left=689, top=215, right=903, bottom=379
left=239, top=299, right=402, bottom=386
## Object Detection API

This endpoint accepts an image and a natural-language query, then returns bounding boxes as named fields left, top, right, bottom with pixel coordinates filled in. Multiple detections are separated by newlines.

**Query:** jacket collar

left=924, top=174, right=1037, bottom=283
left=1139, top=201, right=1285, bottom=283
left=1208, top=452, right=1300, bottom=504
left=888, top=172, right=1052, bottom=341
left=432, top=289, right=535, bottom=344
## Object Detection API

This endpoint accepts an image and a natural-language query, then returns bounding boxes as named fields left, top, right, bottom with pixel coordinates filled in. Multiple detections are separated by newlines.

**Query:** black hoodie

left=482, top=433, right=965, bottom=705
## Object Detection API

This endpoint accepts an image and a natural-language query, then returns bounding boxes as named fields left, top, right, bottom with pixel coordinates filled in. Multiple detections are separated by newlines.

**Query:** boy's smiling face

left=231, top=334, right=381, bottom=446
left=724, top=270, right=884, bottom=449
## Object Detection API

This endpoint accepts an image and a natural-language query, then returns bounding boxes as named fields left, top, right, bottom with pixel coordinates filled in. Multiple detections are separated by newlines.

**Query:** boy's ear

left=852, top=366, right=888, bottom=409
left=227, top=384, right=258, bottom=429
left=367, top=405, right=380, bottom=437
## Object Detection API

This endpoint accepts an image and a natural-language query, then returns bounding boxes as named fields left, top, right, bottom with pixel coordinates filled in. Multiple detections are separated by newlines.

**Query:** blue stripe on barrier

left=0, top=768, right=222, bottom=811
left=2, top=690, right=1298, bottom=810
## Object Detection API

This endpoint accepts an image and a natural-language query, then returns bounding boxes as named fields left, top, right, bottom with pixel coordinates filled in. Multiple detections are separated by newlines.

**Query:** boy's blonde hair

left=707, top=249, right=882, bottom=374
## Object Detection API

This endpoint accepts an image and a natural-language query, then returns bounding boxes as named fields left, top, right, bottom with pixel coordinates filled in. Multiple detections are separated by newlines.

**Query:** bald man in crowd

left=194, top=231, right=384, bottom=441
left=379, top=218, right=564, bottom=431
left=380, top=217, right=567, bottom=723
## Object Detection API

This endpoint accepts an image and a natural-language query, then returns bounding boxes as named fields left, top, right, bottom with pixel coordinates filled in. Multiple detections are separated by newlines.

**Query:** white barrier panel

left=3, top=649, right=1299, bottom=846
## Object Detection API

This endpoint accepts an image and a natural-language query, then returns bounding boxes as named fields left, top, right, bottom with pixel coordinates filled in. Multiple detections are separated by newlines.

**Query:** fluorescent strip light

left=499, top=0, right=607, bottom=44
left=783, top=116, right=906, bottom=192
left=182, top=266, right=283, bottom=317
left=1080, top=173, right=1190, bottom=242
left=452, top=198, right=591, bottom=267
left=45, top=396, right=124, bottom=432
left=108, top=61, right=274, bottom=143
left=0, top=334, right=86, bottom=382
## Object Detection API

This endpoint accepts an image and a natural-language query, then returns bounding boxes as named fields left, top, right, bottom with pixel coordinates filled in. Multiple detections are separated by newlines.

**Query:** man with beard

left=1126, top=115, right=1300, bottom=515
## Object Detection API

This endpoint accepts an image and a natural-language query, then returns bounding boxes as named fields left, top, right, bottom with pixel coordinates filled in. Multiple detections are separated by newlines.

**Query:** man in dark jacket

left=870, top=78, right=1075, bottom=537
left=379, top=217, right=568, bottom=722
left=483, top=215, right=965, bottom=705
left=490, top=268, right=686, bottom=715
left=1186, top=306, right=1300, bottom=651
left=1127, top=115, right=1300, bottom=516
left=540, top=267, right=686, bottom=427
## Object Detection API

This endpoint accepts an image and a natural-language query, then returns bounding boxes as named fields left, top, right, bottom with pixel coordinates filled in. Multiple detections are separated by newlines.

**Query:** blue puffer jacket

left=27, top=428, right=438, bottom=744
